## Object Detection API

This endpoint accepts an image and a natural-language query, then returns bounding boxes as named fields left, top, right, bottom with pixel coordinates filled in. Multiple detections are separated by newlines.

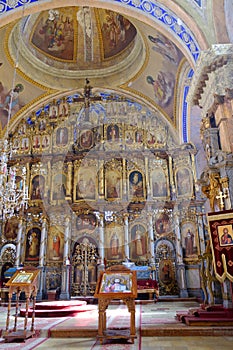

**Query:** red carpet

left=20, top=300, right=97, bottom=317
left=176, top=304, right=233, bottom=326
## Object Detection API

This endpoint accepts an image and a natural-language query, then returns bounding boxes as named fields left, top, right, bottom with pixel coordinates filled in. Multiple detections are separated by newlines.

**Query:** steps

left=20, top=300, right=97, bottom=317
left=176, top=304, right=233, bottom=326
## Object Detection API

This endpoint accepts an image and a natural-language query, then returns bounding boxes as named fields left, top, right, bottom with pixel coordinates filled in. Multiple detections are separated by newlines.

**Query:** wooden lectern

left=3, top=266, right=40, bottom=342
left=94, top=265, right=137, bottom=344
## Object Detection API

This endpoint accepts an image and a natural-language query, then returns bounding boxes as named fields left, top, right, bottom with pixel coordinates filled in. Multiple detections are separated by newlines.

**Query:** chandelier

left=0, top=8, right=28, bottom=220
left=0, top=139, right=28, bottom=219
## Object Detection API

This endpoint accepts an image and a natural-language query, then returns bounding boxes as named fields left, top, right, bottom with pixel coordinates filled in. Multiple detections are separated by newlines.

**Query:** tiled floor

left=0, top=300, right=232, bottom=349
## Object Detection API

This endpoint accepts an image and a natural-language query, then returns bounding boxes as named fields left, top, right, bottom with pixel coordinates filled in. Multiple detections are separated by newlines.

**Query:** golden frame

left=6, top=269, right=40, bottom=286
left=95, top=265, right=137, bottom=299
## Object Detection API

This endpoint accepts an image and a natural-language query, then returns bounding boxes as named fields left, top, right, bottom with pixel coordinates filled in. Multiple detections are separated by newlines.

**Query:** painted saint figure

left=185, top=229, right=194, bottom=256
left=28, top=231, right=39, bottom=257
left=135, top=229, right=143, bottom=256
left=53, top=233, right=61, bottom=258
left=221, top=227, right=233, bottom=245
left=110, top=232, right=119, bottom=256
left=130, top=171, right=143, bottom=198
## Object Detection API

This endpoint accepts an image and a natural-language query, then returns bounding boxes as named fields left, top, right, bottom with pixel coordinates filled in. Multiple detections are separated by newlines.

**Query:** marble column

left=15, top=217, right=23, bottom=268
left=60, top=216, right=71, bottom=300
left=39, top=216, right=47, bottom=267
left=123, top=214, right=129, bottom=260
left=65, top=161, right=72, bottom=199
left=147, top=213, right=155, bottom=267
left=37, top=216, right=48, bottom=300
left=98, top=214, right=105, bottom=273
left=196, top=209, right=206, bottom=255
left=174, top=210, right=188, bottom=297
left=221, top=280, right=233, bottom=309
left=168, top=155, right=175, bottom=198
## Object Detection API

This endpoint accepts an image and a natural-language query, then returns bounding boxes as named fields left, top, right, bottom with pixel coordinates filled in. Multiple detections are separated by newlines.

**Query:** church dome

left=9, top=7, right=144, bottom=90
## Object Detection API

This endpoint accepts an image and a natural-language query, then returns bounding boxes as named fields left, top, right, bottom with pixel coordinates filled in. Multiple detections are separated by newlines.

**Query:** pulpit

left=94, top=265, right=137, bottom=344
left=3, top=266, right=40, bottom=342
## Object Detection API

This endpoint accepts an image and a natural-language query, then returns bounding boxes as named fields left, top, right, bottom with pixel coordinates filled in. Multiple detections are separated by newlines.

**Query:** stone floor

left=0, top=300, right=232, bottom=349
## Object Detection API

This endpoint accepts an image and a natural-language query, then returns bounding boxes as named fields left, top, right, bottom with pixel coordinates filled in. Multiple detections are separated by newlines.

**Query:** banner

left=207, top=210, right=233, bottom=283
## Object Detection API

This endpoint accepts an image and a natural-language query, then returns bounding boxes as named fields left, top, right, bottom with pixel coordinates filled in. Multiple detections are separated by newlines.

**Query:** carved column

left=65, top=161, right=72, bottom=199
left=168, top=155, right=175, bottom=198
left=37, top=215, right=48, bottom=300
left=39, top=216, right=47, bottom=267
left=98, top=160, right=104, bottom=198
left=144, top=156, right=151, bottom=198
left=196, top=209, right=206, bottom=255
left=222, top=280, right=233, bottom=309
left=174, top=210, right=188, bottom=298
left=15, top=217, right=23, bottom=268
left=60, top=216, right=71, bottom=300
left=98, top=214, right=105, bottom=273
left=122, top=157, right=127, bottom=199
left=147, top=213, right=155, bottom=268
left=123, top=214, right=129, bottom=260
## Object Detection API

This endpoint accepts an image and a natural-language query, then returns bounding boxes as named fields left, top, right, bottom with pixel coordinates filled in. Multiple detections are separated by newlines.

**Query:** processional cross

left=216, top=190, right=228, bottom=210
left=73, top=78, right=102, bottom=122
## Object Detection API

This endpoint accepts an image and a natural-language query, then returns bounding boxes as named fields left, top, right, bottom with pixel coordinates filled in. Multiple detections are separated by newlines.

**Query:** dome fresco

left=26, top=7, right=137, bottom=68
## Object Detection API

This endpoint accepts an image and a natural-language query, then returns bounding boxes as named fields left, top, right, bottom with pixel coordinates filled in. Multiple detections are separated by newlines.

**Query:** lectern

left=94, top=265, right=137, bottom=344
left=3, top=266, right=40, bottom=342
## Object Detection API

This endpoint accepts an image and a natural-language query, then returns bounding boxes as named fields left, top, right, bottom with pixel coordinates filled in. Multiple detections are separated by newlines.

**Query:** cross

left=216, top=190, right=228, bottom=210
left=73, top=78, right=102, bottom=122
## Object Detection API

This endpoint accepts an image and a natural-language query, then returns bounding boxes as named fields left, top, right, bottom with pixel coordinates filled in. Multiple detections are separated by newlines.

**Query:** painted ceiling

left=0, top=4, right=188, bottom=137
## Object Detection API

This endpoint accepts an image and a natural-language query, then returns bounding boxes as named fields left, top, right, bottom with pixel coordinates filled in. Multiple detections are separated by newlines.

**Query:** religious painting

left=80, top=129, right=93, bottom=149
left=125, top=129, right=134, bottom=145
left=105, top=165, right=122, bottom=200
left=56, top=127, right=68, bottom=146
left=99, top=272, right=133, bottom=293
left=38, top=119, right=46, bottom=131
left=130, top=224, right=148, bottom=260
left=129, top=170, right=145, bottom=200
left=32, top=135, right=41, bottom=149
left=106, top=124, right=119, bottom=142
left=58, top=102, right=69, bottom=117
left=75, top=165, right=96, bottom=201
left=151, top=168, right=168, bottom=198
left=21, top=137, right=29, bottom=151
left=218, top=225, right=233, bottom=246
left=52, top=173, right=67, bottom=201
left=49, top=104, right=58, bottom=119
left=4, top=217, right=18, bottom=240
left=155, top=213, right=171, bottom=235
left=11, top=272, right=34, bottom=284
left=25, top=227, right=41, bottom=261
left=147, top=130, right=156, bottom=146
left=176, top=167, right=193, bottom=197
left=47, top=226, right=64, bottom=261
left=181, top=221, right=199, bottom=260
left=18, top=123, right=26, bottom=135
left=135, top=129, right=144, bottom=144
left=12, top=138, right=20, bottom=151
left=41, top=134, right=50, bottom=149
left=106, top=224, right=124, bottom=261
left=76, top=213, right=97, bottom=232
left=31, top=175, right=45, bottom=200
left=98, top=9, right=137, bottom=59
left=207, top=210, right=233, bottom=282
left=146, top=71, right=175, bottom=109
left=31, top=8, right=75, bottom=61
left=159, top=259, right=174, bottom=286
left=0, top=82, right=24, bottom=129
